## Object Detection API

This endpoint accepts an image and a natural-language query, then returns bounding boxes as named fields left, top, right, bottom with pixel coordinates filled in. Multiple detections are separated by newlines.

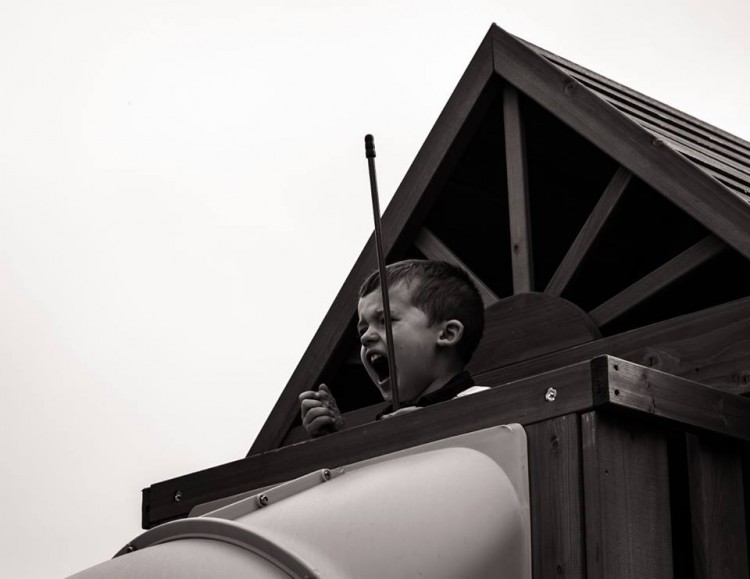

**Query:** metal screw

left=125, top=543, right=137, bottom=553
left=258, top=494, right=269, bottom=506
left=173, top=490, right=183, bottom=502
left=322, top=469, right=332, bottom=481
left=545, top=387, right=557, bottom=402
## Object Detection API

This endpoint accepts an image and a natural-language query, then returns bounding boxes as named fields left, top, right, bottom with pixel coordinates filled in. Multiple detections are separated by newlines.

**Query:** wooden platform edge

left=143, top=360, right=595, bottom=529
left=591, top=355, right=750, bottom=443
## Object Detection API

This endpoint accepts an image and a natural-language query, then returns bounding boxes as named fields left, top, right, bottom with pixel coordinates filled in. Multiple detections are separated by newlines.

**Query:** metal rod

left=364, top=134, right=400, bottom=411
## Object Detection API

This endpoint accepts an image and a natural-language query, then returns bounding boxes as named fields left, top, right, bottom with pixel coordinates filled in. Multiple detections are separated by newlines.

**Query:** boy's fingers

left=318, top=384, right=331, bottom=396
left=308, top=415, right=335, bottom=436
left=300, top=398, right=324, bottom=414
left=298, top=390, right=320, bottom=401
left=302, top=406, right=333, bottom=428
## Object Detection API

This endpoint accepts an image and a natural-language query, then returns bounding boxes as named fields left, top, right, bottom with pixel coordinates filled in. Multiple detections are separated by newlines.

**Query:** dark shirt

left=376, top=371, right=475, bottom=419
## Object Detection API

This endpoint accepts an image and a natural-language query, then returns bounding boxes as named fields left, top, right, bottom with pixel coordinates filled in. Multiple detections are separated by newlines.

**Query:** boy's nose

left=360, top=328, right=379, bottom=346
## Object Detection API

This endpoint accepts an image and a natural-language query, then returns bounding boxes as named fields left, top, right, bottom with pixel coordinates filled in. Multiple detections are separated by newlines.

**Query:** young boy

left=299, top=259, right=486, bottom=437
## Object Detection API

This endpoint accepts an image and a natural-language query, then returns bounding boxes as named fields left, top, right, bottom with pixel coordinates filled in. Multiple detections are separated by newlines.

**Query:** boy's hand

left=299, top=384, right=344, bottom=437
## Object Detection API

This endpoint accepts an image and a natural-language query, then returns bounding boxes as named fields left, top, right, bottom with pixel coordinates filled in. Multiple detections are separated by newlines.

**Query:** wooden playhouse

left=133, top=24, right=750, bottom=578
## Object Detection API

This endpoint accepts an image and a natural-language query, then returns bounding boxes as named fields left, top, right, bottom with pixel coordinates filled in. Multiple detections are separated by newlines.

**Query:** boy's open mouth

left=367, top=352, right=390, bottom=384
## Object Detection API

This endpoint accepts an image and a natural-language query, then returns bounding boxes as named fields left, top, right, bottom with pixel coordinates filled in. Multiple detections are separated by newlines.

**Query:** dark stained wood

left=503, top=84, right=534, bottom=293
left=527, top=415, right=584, bottom=579
left=249, top=30, right=498, bottom=454
left=145, top=360, right=595, bottom=528
left=589, top=236, right=725, bottom=326
left=592, top=356, right=750, bottom=443
left=467, top=292, right=599, bottom=376
left=474, top=296, right=750, bottom=396
left=545, top=167, right=631, bottom=296
left=686, top=434, right=749, bottom=579
left=581, top=411, right=673, bottom=579
left=528, top=40, right=750, bottom=164
left=566, top=72, right=750, bottom=168
left=490, top=24, right=750, bottom=262
left=413, top=227, right=499, bottom=306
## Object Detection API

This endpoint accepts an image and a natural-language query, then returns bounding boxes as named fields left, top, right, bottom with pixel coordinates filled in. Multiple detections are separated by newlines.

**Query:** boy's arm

left=299, top=384, right=345, bottom=437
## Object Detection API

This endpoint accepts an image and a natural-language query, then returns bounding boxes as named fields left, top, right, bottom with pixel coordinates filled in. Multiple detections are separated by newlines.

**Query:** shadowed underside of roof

left=525, top=40, right=750, bottom=201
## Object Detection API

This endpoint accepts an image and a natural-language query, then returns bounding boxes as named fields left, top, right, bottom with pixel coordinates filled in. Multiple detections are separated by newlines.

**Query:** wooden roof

left=527, top=41, right=750, bottom=201
left=248, top=23, right=750, bottom=455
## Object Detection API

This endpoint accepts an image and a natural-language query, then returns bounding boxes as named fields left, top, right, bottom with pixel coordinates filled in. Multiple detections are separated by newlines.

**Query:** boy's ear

left=436, top=319, right=464, bottom=347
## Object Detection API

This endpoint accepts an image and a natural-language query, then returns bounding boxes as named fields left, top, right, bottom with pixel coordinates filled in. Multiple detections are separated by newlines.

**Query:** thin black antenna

left=365, top=134, right=400, bottom=411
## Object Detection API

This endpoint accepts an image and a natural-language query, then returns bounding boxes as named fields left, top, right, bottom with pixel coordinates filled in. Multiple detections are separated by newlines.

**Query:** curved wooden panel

left=467, top=292, right=600, bottom=377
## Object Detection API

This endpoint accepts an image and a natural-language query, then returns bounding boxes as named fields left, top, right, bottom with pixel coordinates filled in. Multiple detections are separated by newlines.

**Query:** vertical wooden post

left=686, top=434, right=749, bottom=579
left=527, top=414, right=584, bottom=579
left=581, top=411, right=673, bottom=579
left=503, top=84, right=534, bottom=293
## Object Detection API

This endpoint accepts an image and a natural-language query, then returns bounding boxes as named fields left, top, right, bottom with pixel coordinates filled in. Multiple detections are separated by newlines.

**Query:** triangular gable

left=249, top=24, right=750, bottom=454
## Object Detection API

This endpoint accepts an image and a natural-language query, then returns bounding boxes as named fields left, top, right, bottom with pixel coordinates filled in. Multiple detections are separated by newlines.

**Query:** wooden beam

left=545, top=167, right=631, bottom=296
left=592, top=356, right=750, bottom=443
left=589, top=235, right=725, bottom=327
left=503, top=84, right=534, bottom=293
left=144, top=360, right=595, bottom=528
left=527, top=414, right=585, bottom=579
left=414, top=227, right=499, bottom=306
left=686, top=434, right=749, bottom=579
left=581, top=411, right=673, bottom=578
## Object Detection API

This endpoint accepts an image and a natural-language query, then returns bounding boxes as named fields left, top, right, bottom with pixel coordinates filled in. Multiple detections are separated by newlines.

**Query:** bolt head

left=173, top=490, right=183, bottom=502
left=322, top=469, right=331, bottom=481
left=258, top=494, right=269, bottom=506
left=545, top=387, right=557, bottom=402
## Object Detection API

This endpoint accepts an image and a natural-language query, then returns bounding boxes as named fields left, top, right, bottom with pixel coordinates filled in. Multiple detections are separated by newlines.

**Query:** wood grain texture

left=503, top=84, right=534, bottom=293
left=545, top=166, right=631, bottom=296
left=467, top=292, right=599, bottom=376
left=413, top=227, right=499, bottom=306
left=592, top=356, right=750, bottom=443
left=248, top=29, right=498, bottom=454
left=527, top=414, right=584, bottom=579
left=543, top=54, right=750, bottom=167
left=490, top=24, right=750, bottom=262
left=589, top=236, right=725, bottom=326
left=145, top=360, right=595, bottom=528
left=474, top=296, right=750, bottom=396
left=686, top=434, right=749, bottom=579
left=581, top=411, right=673, bottom=579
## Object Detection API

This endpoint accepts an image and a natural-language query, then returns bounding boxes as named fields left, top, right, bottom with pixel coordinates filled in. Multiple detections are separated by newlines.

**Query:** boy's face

left=357, top=281, right=441, bottom=403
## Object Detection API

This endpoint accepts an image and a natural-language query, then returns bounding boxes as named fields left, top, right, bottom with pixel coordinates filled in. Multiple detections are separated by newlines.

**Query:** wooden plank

left=527, top=40, right=750, bottom=162
left=591, top=356, right=750, bottom=443
left=589, top=235, right=725, bottom=326
left=413, top=227, right=500, bottom=306
left=490, top=24, right=750, bottom=263
left=474, top=295, right=750, bottom=397
left=503, top=84, right=534, bottom=293
left=248, top=30, right=498, bottom=454
left=686, top=434, right=749, bottom=579
left=526, top=414, right=584, bottom=579
left=545, top=166, right=631, bottom=296
left=581, top=411, right=673, bottom=579
left=467, top=293, right=599, bottom=376
left=145, top=360, right=595, bottom=528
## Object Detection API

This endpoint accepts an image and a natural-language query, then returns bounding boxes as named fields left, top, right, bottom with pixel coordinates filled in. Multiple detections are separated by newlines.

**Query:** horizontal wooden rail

left=592, top=356, right=750, bottom=443
left=143, top=360, right=595, bottom=529
left=143, top=353, right=750, bottom=530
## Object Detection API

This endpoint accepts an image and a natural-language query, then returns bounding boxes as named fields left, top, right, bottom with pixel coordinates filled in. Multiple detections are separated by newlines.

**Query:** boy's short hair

left=359, top=259, right=485, bottom=363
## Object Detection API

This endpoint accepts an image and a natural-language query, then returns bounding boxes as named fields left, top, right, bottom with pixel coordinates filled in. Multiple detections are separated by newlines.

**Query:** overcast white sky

left=1, top=1, right=749, bottom=576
